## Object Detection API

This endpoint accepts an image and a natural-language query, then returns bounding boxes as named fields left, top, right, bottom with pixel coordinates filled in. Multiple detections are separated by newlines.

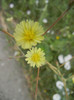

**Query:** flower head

left=14, top=20, right=44, bottom=49
left=56, top=81, right=64, bottom=90
left=53, top=94, right=61, bottom=100
left=9, top=3, right=14, bottom=8
left=42, top=18, right=48, bottom=23
left=26, top=10, right=31, bottom=15
left=56, top=36, right=60, bottom=40
left=25, top=47, right=46, bottom=68
left=58, top=54, right=64, bottom=64
left=51, top=30, right=54, bottom=35
left=64, top=61, right=71, bottom=70
left=64, top=54, right=72, bottom=62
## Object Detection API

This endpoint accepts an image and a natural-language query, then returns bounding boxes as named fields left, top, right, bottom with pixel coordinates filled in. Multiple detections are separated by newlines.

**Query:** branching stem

left=47, top=61, right=68, bottom=100
left=42, top=8, right=70, bottom=35
left=35, top=68, right=40, bottom=100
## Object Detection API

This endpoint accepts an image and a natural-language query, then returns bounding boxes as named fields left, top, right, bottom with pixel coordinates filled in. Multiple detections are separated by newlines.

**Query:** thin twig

left=62, top=79, right=68, bottom=100
left=35, top=68, right=40, bottom=100
left=42, top=8, right=70, bottom=35
left=1, top=29, right=14, bottom=38
left=0, top=55, right=25, bottom=61
left=0, top=29, right=26, bottom=60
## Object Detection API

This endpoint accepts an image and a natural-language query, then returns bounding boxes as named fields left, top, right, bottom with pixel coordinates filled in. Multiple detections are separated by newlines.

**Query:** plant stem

left=66, top=75, right=74, bottom=81
left=1, top=29, right=14, bottom=38
left=47, top=61, right=68, bottom=100
left=0, top=56, right=25, bottom=61
left=35, top=68, right=40, bottom=100
left=46, top=61, right=59, bottom=75
left=63, top=79, right=68, bottom=100
left=42, top=8, right=70, bottom=36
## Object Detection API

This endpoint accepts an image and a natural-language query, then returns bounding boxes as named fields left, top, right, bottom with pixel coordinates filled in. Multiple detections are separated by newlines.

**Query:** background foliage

left=1, top=0, right=74, bottom=100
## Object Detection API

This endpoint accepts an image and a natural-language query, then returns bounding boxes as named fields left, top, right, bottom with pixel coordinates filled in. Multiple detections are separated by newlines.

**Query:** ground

left=0, top=31, right=32, bottom=100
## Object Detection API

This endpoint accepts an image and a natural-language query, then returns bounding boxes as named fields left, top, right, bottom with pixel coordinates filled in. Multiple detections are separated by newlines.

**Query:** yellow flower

left=25, top=47, right=46, bottom=68
left=43, top=90, right=47, bottom=93
left=72, top=77, right=74, bottom=83
left=56, top=36, right=60, bottom=40
left=14, top=20, right=44, bottom=49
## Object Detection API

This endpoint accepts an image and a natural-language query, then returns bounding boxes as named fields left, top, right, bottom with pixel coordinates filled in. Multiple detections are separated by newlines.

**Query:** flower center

left=31, top=53, right=40, bottom=63
left=24, top=31, right=35, bottom=41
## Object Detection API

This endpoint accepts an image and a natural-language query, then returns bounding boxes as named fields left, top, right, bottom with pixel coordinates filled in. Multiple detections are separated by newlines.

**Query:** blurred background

left=0, top=0, right=74, bottom=100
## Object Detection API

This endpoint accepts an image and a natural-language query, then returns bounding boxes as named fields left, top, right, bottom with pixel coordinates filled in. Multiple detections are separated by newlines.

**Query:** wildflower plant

left=0, top=0, right=74, bottom=100
left=25, top=47, right=46, bottom=68
left=14, top=20, right=44, bottom=49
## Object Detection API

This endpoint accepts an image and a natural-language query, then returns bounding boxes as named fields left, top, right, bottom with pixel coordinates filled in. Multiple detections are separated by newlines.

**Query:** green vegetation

left=1, top=0, right=74, bottom=100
